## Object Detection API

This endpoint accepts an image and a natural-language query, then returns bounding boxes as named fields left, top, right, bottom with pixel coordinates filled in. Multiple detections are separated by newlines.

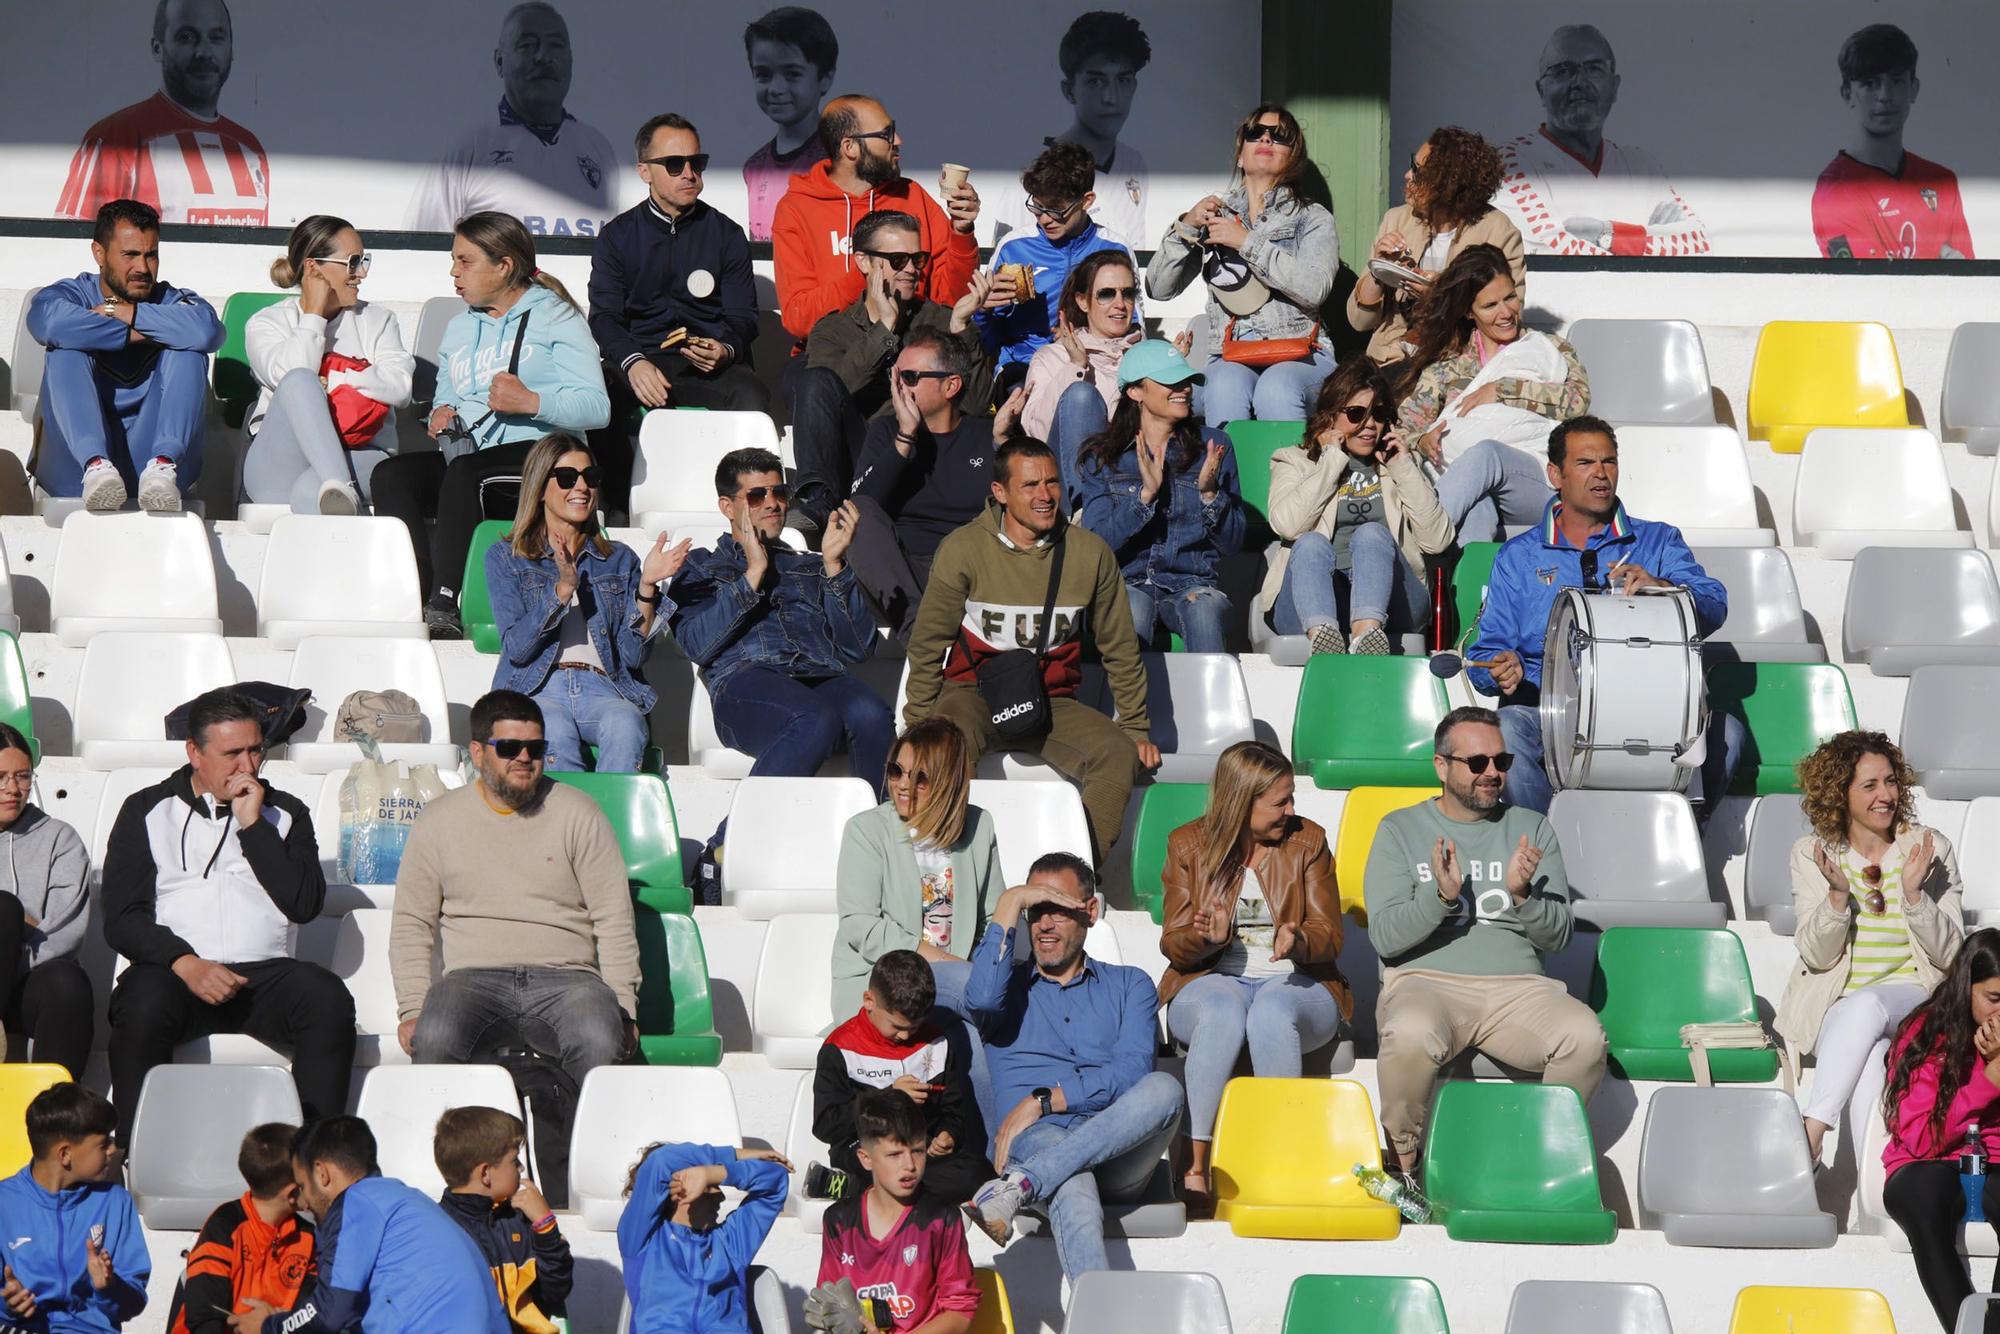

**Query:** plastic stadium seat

left=972, top=1268, right=1015, bottom=1334
left=631, top=410, right=783, bottom=530
left=10, top=286, right=44, bottom=420
left=1210, top=1078, right=1400, bottom=1240
left=569, top=1066, right=739, bottom=1230
left=751, top=914, right=836, bottom=1069
left=1334, top=787, right=1437, bottom=922
left=1131, top=783, right=1209, bottom=922
left=548, top=771, right=688, bottom=913
left=456, top=518, right=512, bottom=653
left=1422, top=1082, right=1616, bottom=1244
left=75, top=632, right=235, bottom=769
left=0, top=543, right=23, bottom=639
left=1590, top=928, right=1776, bottom=1082
left=256, top=515, right=425, bottom=647
left=213, top=291, right=290, bottom=429
left=1293, top=656, right=1448, bottom=789
left=968, top=779, right=1094, bottom=887
left=1283, top=1275, right=1448, bottom=1334
left=408, top=295, right=461, bottom=411
left=634, top=909, right=723, bottom=1066
left=1843, top=547, right=2000, bottom=675
left=1960, top=797, right=2000, bottom=927
left=618, top=1267, right=790, bottom=1334
left=1222, top=420, right=1304, bottom=526
left=1451, top=541, right=1503, bottom=645
left=1612, top=426, right=1769, bottom=546
left=0, top=1066, right=67, bottom=1175
left=50, top=512, right=222, bottom=645
left=1957, top=1295, right=2000, bottom=1334
left=1567, top=319, right=1716, bottom=426
left=1546, top=793, right=1723, bottom=929
left=1693, top=547, right=1824, bottom=665
left=0, top=634, right=39, bottom=764
left=1505, top=1281, right=1673, bottom=1333
left=1727, top=1286, right=1894, bottom=1333
left=1747, top=321, right=1908, bottom=456
left=1707, top=661, right=1857, bottom=796
left=1064, top=1271, right=1233, bottom=1334
left=1120, top=653, right=1255, bottom=783
left=783, top=1078, right=832, bottom=1235
left=315, top=910, right=407, bottom=1066
left=687, top=675, right=849, bottom=780
left=1792, top=428, right=1969, bottom=558
left=1743, top=794, right=1809, bottom=934
left=1637, top=1086, right=1834, bottom=1248
left=1943, top=323, right=2000, bottom=455
left=283, top=636, right=459, bottom=773
left=128, top=1065, right=303, bottom=1229
left=1904, top=665, right=2000, bottom=799
left=723, top=777, right=876, bottom=918
left=356, top=1064, right=520, bottom=1200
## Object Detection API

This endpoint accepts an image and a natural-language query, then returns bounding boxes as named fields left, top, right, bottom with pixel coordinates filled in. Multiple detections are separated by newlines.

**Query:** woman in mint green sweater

left=833, top=719, right=1001, bottom=1016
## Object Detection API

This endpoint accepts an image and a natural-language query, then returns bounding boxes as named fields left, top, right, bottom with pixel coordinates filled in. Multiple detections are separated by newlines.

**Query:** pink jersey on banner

left=1812, top=150, right=1975, bottom=259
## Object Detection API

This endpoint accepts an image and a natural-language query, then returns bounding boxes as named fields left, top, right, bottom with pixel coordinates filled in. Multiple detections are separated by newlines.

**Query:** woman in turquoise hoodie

left=371, top=211, right=611, bottom=639
left=617, top=1142, right=789, bottom=1334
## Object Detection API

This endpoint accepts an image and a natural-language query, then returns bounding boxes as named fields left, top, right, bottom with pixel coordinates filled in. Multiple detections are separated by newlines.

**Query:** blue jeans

left=1272, top=527, right=1430, bottom=637
left=1196, top=347, right=1334, bottom=424
left=1051, top=380, right=1110, bottom=513
left=711, top=667, right=894, bottom=798
left=1006, top=1069, right=1184, bottom=1278
left=411, top=965, right=626, bottom=1087
left=1166, top=971, right=1344, bottom=1141
left=37, top=344, right=209, bottom=496
left=533, top=666, right=648, bottom=773
left=242, top=369, right=392, bottom=512
left=1435, top=440, right=1552, bottom=543
left=1498, top=702, right=1747, bottom=816
left=1126, top=581, right=1229, bottom=652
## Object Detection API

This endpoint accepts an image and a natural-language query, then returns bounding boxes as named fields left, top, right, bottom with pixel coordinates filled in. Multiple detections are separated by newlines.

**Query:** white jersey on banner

left=406, top=101, right=618, bottom=238
left=55, top=92, right=269, bottom=226
left=1493, top=128, right=1710, bottom=257
left=990, top=138, right=1150, bottom=251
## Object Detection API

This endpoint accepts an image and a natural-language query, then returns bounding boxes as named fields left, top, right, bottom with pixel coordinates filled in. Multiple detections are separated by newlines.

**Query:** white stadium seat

left=50, top=511, right=222, bottom=645
left=10, top=285, right=44, bottom=420
left=356, top=1064, right=520, bottom=1202
left=723, top=777, right=876, bottom=918
left=256, top=515, right=425, bottom=647
left=968, top=778, right=1094, bottom=885
left=1957, top=796, right=2000, bottom=926
left=316, top=910, right=411, bottom=1066
left=1612, top=425, right=1773, bottom=547
left=783, top=1076, right=831, bottom=1234
left=283, top=636, right=460, bottom=773
left=630, top=409, right=783, bottom=531
left=1120, top=652, right=1256, bottom=783
left=751, top=913, right=838, bottom=1069
left=75, top=632, right=234, bottom=770
left=569, top=1066, right=741, bottom=1230
left=127, top=1064, right=303, bottom=1229
left=88, top=767, right=174, bottom=866
left=1791, top=428, right=1971, bottom=558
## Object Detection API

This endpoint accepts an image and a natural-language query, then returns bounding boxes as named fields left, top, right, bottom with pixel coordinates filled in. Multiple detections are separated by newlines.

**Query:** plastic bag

left=337, top=738, right=448, bottom=884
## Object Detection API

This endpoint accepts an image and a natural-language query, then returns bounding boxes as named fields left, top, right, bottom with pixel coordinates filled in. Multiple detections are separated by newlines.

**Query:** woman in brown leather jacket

left=1159, top=739, right=1352, bottom=1203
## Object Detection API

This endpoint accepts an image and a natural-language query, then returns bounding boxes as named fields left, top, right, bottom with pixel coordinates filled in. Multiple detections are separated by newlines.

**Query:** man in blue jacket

left=28, top=198, right=223, bottom=511
left=1469, top=415, right=1743, bottom=814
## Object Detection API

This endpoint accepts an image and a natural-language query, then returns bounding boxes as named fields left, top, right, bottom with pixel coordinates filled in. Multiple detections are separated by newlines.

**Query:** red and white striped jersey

left=55, top=92, right=269, bottom=226
left=1493, top=126, right=1709, bottom=258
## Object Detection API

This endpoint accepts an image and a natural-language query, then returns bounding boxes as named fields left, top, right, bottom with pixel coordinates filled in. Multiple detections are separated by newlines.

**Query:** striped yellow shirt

left=1841, top=848, right=1919, bottom=992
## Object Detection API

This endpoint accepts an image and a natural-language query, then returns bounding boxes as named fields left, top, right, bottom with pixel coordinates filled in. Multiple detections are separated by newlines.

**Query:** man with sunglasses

left=588, top=112, right=771, bottom=428
left=1363, top=705, right=1604, bottom=1177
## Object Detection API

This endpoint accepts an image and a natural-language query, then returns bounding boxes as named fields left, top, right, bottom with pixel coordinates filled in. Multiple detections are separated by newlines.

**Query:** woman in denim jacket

left=486, top=433, right=687, bottom=772
left=1075, top=340, right=1247, bottom=651
left=1147, top=104, right=1339, bottom=425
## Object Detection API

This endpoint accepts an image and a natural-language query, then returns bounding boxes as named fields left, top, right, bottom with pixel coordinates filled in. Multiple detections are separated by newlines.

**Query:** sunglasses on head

left=858, top=248, right=931, bottom=273
left=896, top=369, right=955, bottom=387
left=1338, top=404, right=1392, bottom=425
left=1243, top=122, right=1297, bottom=146
left=1445, top=752, right=1515, bottom=775
left=641, top=153, right=710, bottom=176
left=1026, top=196, right=1084, bottom=221
left=548, top=465, right=601, bottom=490
left=737, top=483, right=790, bottom=506
left=1093, top=285, right=1139, bottom=303
left=885, top=760, right=932, bottom=786
left=483, top=738, right=547, bottom=761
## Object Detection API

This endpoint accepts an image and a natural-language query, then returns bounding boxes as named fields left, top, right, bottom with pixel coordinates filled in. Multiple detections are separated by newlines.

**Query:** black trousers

left=1885, top=1159, right=2000, bottom=1331
left=0, top=895, right=91, bottom=1080
left=844, top=496, right=936, bottom=643
left=372, top=442, right=537, bottom=602
left=783, top=359, right=868, bottom=525
left=108, top=957, right=357, bottom=1150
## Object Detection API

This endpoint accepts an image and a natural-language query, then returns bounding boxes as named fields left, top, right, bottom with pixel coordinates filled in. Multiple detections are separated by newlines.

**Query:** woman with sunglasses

left=484, top=434, right=688, bottom=773
left=1020, top=250, right=1146, bottom=501
left=242, top=215, right=414, bottom=515
left=833, top=718, right=1000, bottom=1016
left=1264, top=359, right=1451, bottom=656
left=1146, top=104, right=1337, bottom=424
left=1159, top=739, right=1348, bottom=1208
left=1778, top=731, right=1962, bottom=1166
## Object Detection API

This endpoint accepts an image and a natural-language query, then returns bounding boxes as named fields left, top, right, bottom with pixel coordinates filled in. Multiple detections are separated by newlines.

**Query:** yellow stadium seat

left=1727, top=1285, right=1896, bottom=1333
left=1334, top=787, right=1440, bottom=923
left=971, top=1268, right=1015, bottom=1334
left=0, top=1065, right=70, bottom=1175
left=1212, top=1078, right=1401, bottom=1240
left=1747, top=321, right=1908, bottom=454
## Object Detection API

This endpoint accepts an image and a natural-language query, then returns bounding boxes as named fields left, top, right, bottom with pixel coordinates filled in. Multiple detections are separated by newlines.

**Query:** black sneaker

left=424, top=594, right=465, bottom=641
left=804, top=1162, right=852, bottom=1201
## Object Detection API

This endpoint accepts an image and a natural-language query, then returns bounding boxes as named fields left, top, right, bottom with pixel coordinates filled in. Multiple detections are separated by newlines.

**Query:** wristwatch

left=1033, top=1087, right=1054, bottom=1117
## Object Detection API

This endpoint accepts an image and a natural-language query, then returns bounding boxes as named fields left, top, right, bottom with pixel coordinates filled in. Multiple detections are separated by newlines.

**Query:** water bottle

left=1962, top=1121, right=1988, bottom=1224
left=1352, top=1162, right=1436, bottom=1224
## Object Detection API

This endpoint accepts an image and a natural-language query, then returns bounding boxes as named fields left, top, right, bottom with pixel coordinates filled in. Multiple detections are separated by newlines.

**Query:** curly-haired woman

left=1775, top=730, right=1963, bottom=1165
left=1348, top=126, right=1524, bottom=366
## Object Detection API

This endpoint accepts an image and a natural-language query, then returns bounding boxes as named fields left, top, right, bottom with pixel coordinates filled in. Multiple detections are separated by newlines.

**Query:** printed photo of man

left=740, top=6, right=839, bottom=243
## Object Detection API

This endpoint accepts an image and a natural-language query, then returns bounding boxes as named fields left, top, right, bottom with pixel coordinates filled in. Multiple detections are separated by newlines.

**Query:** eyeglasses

left=885, top=760, right=932, bottom=787
left=1243, top=123, right=1297, bottom=146
left=1444, top=752, right=1515, bottom=775
left=847, top=122, right=897, bottom=145
left=737, top=483, right=790, bottom=506
left=896, top=369, right=956, bottom=387
left=1406, top=152, right=1428, bottom=183
left=0, top=772, right=32, bottom=791
left=548, top=465, right=602, bottom=490
left=312, top=253, right=373, bottom=276
left=1337, top=404, right=1392, bottom=425
left=1541, top=59, right=1613, bottom=83
left=1025, top=196, right=1085, bottom=222
left=482, top=738, right=548, bottom=761
left=858, top=248, right=931, bottom=273
left=1093, top=285, right=1139, bottom=303
left=641, top=153, right=710, bottom=176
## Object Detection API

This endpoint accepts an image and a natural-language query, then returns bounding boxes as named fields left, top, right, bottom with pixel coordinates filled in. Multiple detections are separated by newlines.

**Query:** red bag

left=318, top=352, right=391, bottom=448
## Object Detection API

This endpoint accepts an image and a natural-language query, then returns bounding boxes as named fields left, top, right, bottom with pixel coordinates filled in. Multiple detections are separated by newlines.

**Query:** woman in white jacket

left=1019, top=250, right=1144, bottom=506
left=242, top=215, right=414, bottom=514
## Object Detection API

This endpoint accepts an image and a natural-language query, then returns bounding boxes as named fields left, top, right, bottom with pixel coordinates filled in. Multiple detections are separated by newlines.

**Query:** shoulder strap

left=1033, top=534, right=1067, bottom=657
left=507, top=307, right=531, bottom=375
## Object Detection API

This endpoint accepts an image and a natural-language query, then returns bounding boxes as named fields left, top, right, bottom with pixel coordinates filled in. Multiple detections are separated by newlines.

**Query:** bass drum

left=1539, top=587, right=1708, bottom=792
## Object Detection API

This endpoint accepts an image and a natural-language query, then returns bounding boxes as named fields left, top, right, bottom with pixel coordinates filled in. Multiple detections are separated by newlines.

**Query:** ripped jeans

left=1125, top=580, right=1230, bottom=652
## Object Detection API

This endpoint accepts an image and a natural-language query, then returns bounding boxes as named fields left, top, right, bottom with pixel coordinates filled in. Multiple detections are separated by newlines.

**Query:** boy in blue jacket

left=0, top=1084, right=149, bottom=1332
left=616, top=1142, right=790, bottom=1334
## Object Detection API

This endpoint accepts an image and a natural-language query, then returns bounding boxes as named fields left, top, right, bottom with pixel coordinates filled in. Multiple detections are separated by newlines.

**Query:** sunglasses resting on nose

left=1445, top=752, right=1515, bottom=775
left=549, top=466, right=601, bottom=490
left=738, top=484, right=790, bottom=506
left=1243, top=123, right=1297, bottom=145
left=484, top=738, right=548, bottom=761
left=1094, top=286, right=1139, bottom=302
left=858, top=248, right=931, bottom=273
left=640, top=153, right=710, bottom=176
left=885, top=760, right=931, bottom=786
left=896, top=369, right=955, bottom=387
left=1338, top=405, right=1392, bottom=425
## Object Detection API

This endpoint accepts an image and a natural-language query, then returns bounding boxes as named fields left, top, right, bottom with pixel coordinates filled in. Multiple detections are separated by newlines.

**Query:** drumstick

left=1427, top=651, right=1504, bottom=679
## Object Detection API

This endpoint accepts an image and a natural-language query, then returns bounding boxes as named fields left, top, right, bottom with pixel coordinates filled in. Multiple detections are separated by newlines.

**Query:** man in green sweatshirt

left=1363, top=705, right=1606, bottom=1172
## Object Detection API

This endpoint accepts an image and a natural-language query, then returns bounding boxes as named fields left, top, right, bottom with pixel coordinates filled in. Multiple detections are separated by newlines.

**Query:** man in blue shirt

left=959, top=853, right=1182, bottom=1279
left=1469, top=415, right=1743, bottom=814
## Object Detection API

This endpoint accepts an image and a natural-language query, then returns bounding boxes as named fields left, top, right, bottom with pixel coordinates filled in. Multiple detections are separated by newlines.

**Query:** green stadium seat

left=633, top=908, right=722, bottom=1066
left=1707, top=661, right=1857, bottom=795
left=549, top=771, right=687, bottom=914
left=0, top=633, right=40, bottom=764
left=1292, top=655, right=1448, bottom=789
left=1590, top=927, right=1777, bottom=1082
left=457, top=519, right=513, bottom=654
left=1130, top=782, right=1209, bottom=922
left=1283, top=1276, right=1449, bottom=1334
left=1449, top=542, right=1503, bottom=646
left=1423, top=1082, right=1616, bottom=1245
left=213, top=292, right=289, bottom=429
left=1222, top=419, right=1305, bottom=525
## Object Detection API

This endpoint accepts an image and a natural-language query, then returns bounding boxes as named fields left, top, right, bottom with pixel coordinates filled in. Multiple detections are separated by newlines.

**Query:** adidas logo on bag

left=992, top=700, right=1039, bottom=725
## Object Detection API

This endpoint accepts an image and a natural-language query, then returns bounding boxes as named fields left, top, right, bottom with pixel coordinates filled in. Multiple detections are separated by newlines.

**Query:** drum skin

left=1539, top=588, right=1708, bottom=792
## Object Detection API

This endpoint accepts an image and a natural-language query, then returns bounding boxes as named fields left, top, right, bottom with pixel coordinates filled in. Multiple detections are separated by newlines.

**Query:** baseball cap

left=1118, top=339, right=1205, bottom=389
left=1203, top=244, right=1272, bottom=317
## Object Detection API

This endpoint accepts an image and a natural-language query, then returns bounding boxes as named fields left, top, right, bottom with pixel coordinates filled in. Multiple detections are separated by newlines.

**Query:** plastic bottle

left=1352, top=1162, right=1436, bottom=1224
left=1962, top=1120, right=1988, bottom=1224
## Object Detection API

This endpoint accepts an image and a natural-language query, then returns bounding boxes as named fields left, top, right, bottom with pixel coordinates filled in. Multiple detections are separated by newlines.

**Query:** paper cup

left=940, top=162, right=970, bottom=192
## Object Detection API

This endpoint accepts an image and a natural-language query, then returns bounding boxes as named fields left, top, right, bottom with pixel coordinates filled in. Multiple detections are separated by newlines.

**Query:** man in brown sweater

left=391, top=690, right=641, bottom=1084
left=904, top=436, right=1158, bottom=860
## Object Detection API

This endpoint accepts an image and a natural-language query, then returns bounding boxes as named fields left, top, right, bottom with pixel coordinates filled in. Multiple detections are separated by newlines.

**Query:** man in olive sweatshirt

left=1363, top=705, right=1606, bottom=1172
left=903, top=436, right=1159, bottom=861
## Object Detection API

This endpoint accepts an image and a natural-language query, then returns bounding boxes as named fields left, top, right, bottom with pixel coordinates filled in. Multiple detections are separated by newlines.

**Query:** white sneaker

left=80, top=458, right=126, bottom=513
left=137, top=456, right=181, bottom=512
left=316, top=478, right=360, bottom=516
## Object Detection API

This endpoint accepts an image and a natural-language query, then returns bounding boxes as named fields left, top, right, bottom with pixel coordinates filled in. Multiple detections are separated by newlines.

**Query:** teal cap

left=1116, top=338, right=1205, bottom=389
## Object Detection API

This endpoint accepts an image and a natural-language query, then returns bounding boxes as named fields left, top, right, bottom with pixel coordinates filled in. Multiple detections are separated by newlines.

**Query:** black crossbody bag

left=974, top=535, right=1066, bottom=740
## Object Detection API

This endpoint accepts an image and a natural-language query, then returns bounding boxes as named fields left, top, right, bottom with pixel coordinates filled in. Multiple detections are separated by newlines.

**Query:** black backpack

left=491, top=1042, right=580, bottom=1209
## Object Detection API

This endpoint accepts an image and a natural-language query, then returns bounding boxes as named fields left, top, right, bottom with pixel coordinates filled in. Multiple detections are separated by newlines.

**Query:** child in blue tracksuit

left=617, top=1142, right=789, bottom=1334
left=0, top=1085, right=149, bottom=1332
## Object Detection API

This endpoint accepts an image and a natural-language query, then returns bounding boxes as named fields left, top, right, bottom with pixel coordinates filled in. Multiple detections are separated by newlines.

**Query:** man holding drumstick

left=1466, top=415, right=1740, bottom=815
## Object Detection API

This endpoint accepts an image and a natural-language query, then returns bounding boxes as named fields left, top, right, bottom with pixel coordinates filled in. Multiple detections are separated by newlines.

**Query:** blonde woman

left=833, top=719, right=1002, bottom=1015
left=1159, top=739, right=1350, bottom=1201
left=1776, top=730, right=1963, bottom=1163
